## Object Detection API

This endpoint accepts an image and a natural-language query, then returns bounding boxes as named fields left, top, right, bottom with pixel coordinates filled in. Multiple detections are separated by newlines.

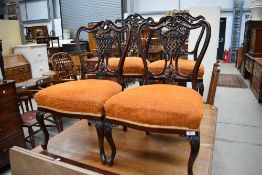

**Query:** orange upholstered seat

left=104, top=84, right=203, bottom=129
left=108, top=57, right=149, bottom=75
left=35, top=80, right=122, bottom=116
left=148, top=59, right=205, bottom=78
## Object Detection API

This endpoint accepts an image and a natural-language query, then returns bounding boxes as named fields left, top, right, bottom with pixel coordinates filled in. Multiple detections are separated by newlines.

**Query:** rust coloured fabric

left=35, top=80, right=122, bottom=116
left=108, top=57, right=149, bottom=75
left=105, top=84, right=204, bottom=129
left=148, top=59, right=204, bottom=78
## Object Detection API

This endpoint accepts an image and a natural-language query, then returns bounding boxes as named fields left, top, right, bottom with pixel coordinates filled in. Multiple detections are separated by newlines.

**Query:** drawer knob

left=0, top=128, right=3, bottom=133
left=2, top=90, right=6, bottom=94
left=19, top=68, right=24, bottom=72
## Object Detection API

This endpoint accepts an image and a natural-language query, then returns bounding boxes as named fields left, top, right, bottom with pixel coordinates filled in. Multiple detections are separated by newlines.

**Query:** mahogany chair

left=147, top=12, right=207, bottom=95
left=18, top=90, right=62, bottom=148
left=102, top=14, right=211, bottom=175
left=75, top=20, right=127, bottom=80
left=35, top=20, right=125, bottom=164
left=114, top=13, right=154, bottom=87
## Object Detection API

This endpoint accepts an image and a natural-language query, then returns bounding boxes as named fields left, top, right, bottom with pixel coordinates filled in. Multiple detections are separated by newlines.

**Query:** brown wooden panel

left=5, top=64, right=31, bottom=77
left=0, top=115, right=22, bottom=141
left=7, top=72, right=32, bottom=83
left=0, top=82, right=16, bottom=100
left=0, top=132, right=25, bottom=167
left=0, top=99, right=19, bottom=120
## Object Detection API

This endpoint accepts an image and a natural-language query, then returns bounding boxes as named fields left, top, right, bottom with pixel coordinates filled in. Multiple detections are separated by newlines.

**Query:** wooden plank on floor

left=33, top=104, right=217, bottom=175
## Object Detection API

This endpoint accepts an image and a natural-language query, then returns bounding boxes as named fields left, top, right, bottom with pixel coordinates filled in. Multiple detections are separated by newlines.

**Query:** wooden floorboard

left=33, top=104, right=217, bottom=175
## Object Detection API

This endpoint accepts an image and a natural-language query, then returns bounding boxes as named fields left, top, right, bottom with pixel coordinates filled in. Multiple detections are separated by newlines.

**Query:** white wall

left=189, top=7, right=220, bottom=101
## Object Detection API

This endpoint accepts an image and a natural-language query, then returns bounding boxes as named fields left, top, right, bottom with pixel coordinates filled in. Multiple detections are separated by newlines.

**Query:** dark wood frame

left=36, top=20, right=128, bottom=165
left=102, top=13, right=211, bottom=175
left=145, top=13, right=209, bottom=95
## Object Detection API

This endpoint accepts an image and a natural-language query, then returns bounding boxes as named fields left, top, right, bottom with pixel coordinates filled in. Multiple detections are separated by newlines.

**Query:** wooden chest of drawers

left=4, top=54, right=32, bottom=83
left=251, top=59, right=262, bottom=103
left=0, top=81, right=25, bottom=168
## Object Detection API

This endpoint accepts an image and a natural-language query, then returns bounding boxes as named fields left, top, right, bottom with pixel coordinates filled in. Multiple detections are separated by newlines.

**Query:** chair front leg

left=93, top=119, right=106, bottom=164
left=182, top=131, right=200, bottom=175
left=36, top=110, right=49, bottom=150
left=104, top=121, right=117, bottom=166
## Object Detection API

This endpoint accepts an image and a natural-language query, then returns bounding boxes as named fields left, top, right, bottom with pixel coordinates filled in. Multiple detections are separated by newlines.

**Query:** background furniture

left=4, top=54, right=32, bottom=83
left=36, top=36, right=62, bottom=58
left=0, top=40, right=6, bottom=82
left=14, top=44, right=49, bottom=78
left=0, top=81, right=25, bottom=168
left=241, top=20, right=262, bottom=77
left=25, top=26, right=49, bottom=42
left=251, top=59, right=262, bottom=102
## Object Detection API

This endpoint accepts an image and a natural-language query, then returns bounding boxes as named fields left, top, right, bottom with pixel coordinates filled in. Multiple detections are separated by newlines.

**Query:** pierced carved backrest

left=50, top=52, right=76, bottom=79
left=76, top=20, right=127, bottom=79
left=115, top=13, right=154, bottom=57
left=147, top=13, right=211, bottom=90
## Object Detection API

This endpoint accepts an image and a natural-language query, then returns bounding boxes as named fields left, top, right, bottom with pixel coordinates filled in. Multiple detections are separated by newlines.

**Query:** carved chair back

left=76, top=20, right=127, bottom=79
left=145, top=13, right=211, bottom=91
left=49, top=52, right=78, bottom=80
left=115, top=13, right=154, bottom=58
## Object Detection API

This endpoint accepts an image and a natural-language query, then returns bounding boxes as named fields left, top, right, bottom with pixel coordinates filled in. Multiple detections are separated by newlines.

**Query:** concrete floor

left=1, top=63, right=262, bottom=174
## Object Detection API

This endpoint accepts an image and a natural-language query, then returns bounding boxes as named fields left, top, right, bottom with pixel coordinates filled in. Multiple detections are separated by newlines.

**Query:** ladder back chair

left=35, top=20, right=125, bottom=164
left=102, top=14, right=211, bottom=175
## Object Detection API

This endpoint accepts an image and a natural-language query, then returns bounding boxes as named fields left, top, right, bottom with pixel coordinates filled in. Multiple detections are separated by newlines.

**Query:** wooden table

left=33, top=104, right=217, bottom=175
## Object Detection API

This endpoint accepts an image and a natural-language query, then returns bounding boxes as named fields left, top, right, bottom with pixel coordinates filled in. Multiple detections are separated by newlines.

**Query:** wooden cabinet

left=250, top=28, right=262, bottom=57
left=14, top=44, right=49, bottom=78
left=241, top=21, right=262, bottom=77
left=0, top=81, right=25, bottom=168
left=251, top=59, right=262, bottom=103
left=4, top=54, right=32, bottom=83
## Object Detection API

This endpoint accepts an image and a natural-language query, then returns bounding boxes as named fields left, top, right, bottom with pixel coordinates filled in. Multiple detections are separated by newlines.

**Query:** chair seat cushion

left=108, top=57, right=149, bottom=75
left=104, top=84, right=203, bottom=129
left=35, top=80, right=122, bottom=117
left=148, top=59, right=204, bottom=78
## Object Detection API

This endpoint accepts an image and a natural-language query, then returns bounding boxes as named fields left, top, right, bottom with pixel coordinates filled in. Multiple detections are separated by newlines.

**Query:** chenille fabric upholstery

left=104, top=84, right=203, bottom=129
left=35, top=80, right=122, bottom=116
left=108, top=57, right=149, bottom=75
left=148, top=59, right=204, bottom=78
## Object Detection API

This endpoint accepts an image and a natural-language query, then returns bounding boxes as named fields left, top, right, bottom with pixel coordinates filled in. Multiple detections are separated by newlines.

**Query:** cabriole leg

left=93, top=119, right=106, bottom=164
left=104, top=121, right=117, bottom=166
left=182, top=131, right=200, bottom=175
left=36, top=111, right=49, bottom=150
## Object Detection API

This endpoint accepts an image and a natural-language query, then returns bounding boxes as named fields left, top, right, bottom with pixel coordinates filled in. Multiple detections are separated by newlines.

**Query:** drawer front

left=7, top=72, right=32, bottom=83
left=31, top=61, right=49, bottom=78
left=5, top=64, right=31, bottom=77
left=0, top=99, right=19, bottom=120
left=0, top=114, right=22, bottom=141
left=254, top=63, right=262, bottom=78
left=31, top=47, right=48, bottom=62
left=0, top=83, right=16, bottom=100
left=251, top=75, right=261, bottom=93
left=0, top=132, right=25, bottom=166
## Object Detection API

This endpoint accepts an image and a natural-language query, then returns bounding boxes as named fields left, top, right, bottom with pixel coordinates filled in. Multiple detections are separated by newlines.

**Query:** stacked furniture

left=0, top=81, right=25, bottom=168
left=14, top=44, right=49, bottom=78
left=4, top=54, right=32, bottom=83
